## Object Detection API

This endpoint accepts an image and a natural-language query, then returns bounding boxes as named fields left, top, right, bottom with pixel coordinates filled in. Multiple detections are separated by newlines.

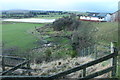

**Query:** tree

left=71, top=22, right=96, bottom=56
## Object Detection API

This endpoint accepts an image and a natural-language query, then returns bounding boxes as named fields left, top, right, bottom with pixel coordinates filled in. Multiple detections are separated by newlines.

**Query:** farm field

left=2, top=20, right=118, bottom=55
left=36, top=14, right=69, bottom=19
left=2, top=22, right=45, bottom=55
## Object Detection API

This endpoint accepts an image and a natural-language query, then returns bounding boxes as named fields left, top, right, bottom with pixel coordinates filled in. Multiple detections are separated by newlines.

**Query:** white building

left=80, top=13, right=111, bottom=22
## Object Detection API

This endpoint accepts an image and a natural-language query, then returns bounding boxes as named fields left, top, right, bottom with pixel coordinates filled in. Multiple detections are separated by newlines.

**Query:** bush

left=71, top=22, right=96, bottom=55
left=52, top=16, right=80, bottom=31
left=52, top=15, right=96, bottom=57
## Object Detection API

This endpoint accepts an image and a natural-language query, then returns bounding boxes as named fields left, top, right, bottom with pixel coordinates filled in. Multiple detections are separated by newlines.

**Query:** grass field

left=36, top=14, right=69, bottom=19
left=2, top=22, right=45, bottom=54
left=94, top=22, right=118, bottom=43
left=84, top=21, right=118, bottom=45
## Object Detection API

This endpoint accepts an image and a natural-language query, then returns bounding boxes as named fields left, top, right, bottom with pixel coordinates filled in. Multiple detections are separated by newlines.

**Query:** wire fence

left=79, top=44, right=111, bottom=59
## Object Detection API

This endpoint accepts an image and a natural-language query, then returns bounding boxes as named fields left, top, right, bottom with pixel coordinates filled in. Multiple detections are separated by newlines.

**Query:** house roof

left=97, top=13, right=107, bottom=17
left=87, top=12, right=109, bottom=18
left=88, top=13, right=99, bottom=17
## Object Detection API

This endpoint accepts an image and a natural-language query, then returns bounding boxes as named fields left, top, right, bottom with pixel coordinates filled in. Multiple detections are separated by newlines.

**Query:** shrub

left=71, top=22, right=96, bottom=56
left=52, top=16, right=80, bottom=31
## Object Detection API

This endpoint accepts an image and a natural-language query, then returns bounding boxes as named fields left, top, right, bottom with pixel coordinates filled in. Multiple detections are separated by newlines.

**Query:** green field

left=2, top=22, right=45, bottom=54
left=37, top=14, right=69, bottom=19
left=93, top=22, right=118, bottom=43
left=83, top=21, right=118, bottom=45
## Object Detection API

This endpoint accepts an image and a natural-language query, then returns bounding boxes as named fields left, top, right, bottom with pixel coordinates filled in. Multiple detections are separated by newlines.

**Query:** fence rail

left=1, top=60, right=29, bottom=75
left=50, top=50, right=117, bottom=79
left=0, top=55, right=30, bottom=75
left=0, top=55, right=26, bottom=60
left=79, top=66, right=113, bottom=80
left=0, top=42, right=118, bottom=80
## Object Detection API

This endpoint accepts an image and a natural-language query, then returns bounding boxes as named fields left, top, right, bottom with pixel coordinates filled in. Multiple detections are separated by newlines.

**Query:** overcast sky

left=0, top=0, right=119, bottom=13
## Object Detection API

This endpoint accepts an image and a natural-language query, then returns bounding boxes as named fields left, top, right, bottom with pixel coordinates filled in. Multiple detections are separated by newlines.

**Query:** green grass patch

left=93, top=22, right=118, bottom=44
left=2, top=22, right=45, bottom=54
left=36, top=14, right=69, bottom=19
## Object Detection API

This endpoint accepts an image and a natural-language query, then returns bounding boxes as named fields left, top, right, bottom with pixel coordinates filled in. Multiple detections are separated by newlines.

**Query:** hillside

left=2, top=18, right=118, bottom=78
left=29, top=20, right=118, bottom=78
left=30, top=56, right=110, bottom=78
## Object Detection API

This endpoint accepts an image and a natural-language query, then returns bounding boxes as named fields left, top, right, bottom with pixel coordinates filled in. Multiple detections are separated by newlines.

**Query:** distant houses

left=79, top=10, right=120, bottom=22
left=79, top=12, right=111, bottom=22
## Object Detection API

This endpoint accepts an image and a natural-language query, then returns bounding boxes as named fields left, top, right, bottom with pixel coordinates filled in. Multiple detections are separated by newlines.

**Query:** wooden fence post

left=27, top=54, right=32, bottom=76
left=27, top=60, right=31, bottom=76
left=2, top=56, right=5, bottom=72
left=83, top=68, right=86, bottom=77
left=111, top=42, right=118, bottom=77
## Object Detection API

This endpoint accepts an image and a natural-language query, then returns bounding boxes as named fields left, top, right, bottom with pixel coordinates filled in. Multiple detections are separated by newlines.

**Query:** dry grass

left=30, top=56, right=111, bottom=78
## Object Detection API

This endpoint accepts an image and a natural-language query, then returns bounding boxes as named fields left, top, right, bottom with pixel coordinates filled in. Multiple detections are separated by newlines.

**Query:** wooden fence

left=0, top=55, right=31, bottom=75
left=0, top=42, right=118, bottom=80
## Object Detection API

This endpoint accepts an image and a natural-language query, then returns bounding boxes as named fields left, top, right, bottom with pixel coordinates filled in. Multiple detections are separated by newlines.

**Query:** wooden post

left=2, top=56, right=5, bottom=72
left=111, top=42, right=118, bottom=77
left=83, top=68, right=86, bottom=77
left=27, top=54, right=32, bottom=76
left=27, top=60, right=31, bottom=76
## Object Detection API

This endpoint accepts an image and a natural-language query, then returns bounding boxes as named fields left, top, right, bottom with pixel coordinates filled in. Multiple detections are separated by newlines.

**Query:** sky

left=0, top=0, right=120, bottom=13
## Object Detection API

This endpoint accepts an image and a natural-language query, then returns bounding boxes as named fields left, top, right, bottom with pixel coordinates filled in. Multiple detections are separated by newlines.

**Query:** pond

left=1, top=18, right=55, bottom=23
